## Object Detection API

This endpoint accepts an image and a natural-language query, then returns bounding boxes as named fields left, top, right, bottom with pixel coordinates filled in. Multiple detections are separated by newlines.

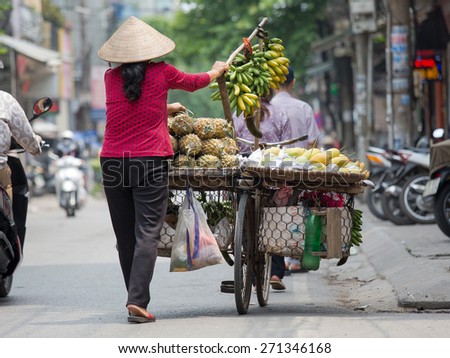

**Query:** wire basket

left=257, top=190, right=354, bottom=260
left=158, top=189, right=236, bottom=257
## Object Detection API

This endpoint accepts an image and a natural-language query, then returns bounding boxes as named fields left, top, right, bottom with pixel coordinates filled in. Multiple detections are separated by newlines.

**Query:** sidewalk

left=359, top=202, right=450, bottom=309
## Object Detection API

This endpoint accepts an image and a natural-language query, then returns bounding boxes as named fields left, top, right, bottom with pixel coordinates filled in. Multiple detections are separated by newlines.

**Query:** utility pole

left=349, top=0, right=377, bottom=161
left=384, top=0, right=394, bottom=148
left=354, top=32, right=369, bottom=160
left=76, top=0, right=92, bottom=132
left=387, top=0, right=412, bottom=148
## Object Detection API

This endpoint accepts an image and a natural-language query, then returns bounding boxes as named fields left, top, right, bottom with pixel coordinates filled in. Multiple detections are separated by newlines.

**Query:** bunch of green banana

left=259, top=38, right=290, bottom=90
left=351, top=209, right=363, bottom=246
left=209, top=37, right=290, bottom=119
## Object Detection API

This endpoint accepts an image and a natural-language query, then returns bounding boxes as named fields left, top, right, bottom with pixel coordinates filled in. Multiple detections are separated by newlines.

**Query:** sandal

left=270, top=276, right=286, bottom=290
left=127, top=304, right=156, bottom=323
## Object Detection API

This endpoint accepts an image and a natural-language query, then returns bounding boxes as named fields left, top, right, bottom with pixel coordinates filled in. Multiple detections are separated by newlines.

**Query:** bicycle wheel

left=234, top=192, right=255, bottom=315
left=255, top=251, right=271, bottom=306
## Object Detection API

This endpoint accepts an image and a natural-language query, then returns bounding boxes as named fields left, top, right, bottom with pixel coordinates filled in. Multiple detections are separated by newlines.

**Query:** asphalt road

left=1, top=193, right=450, bottom=339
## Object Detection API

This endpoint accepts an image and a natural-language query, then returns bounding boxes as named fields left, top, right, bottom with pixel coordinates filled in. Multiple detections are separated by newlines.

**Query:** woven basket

left=243, top=166, right=366, bottom=194
left=169, top=167, right=240, bottom=190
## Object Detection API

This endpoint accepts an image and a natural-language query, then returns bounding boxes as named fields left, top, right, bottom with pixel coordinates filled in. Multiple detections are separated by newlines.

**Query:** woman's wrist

left=207, top=69, right=221, bottom=81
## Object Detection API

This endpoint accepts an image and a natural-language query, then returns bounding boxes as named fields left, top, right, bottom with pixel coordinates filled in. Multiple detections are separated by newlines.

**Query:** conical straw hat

left=98, top=16, right=175, bottom=63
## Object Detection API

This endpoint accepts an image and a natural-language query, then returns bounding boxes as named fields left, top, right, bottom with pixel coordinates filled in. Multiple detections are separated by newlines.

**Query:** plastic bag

left=170, top=188, right=225, bottom=272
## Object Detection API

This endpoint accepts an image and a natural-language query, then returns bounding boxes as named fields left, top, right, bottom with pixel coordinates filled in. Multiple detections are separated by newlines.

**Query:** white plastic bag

left=170, top=188, right=225, bottom=272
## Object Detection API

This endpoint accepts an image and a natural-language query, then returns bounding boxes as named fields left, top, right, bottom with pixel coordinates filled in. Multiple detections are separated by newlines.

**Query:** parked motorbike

left=423, top=138, right=450, bottom=237
left=365, top=145, right=430, bottom=225
left=365, top=146, right=393, bottom=220
left=397, top=130, right=448, bottom=225
left=381, top=147, right=430, bottom=225
left=55, top=155, right=88, bottom=217
left=398, top=168, right=435, bottom=225
left=1, top=97, right=52, bottom=297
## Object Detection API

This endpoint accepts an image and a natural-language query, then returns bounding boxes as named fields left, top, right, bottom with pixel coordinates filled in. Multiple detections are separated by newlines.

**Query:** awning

left=304, top=61, right=333, bottom=77
left=0, top=34, right=61, bottom=67
left=310, top=30, right=352, bottom=53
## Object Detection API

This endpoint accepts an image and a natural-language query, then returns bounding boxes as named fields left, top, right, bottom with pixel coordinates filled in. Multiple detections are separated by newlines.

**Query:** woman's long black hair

left=121, top=61, right=147, bottom=101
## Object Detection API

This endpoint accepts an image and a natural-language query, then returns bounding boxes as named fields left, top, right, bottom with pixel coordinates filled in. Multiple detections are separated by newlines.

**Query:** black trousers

left=101, top=157, right=170, bottom=309
left=271, top=255, right=285, bottom=279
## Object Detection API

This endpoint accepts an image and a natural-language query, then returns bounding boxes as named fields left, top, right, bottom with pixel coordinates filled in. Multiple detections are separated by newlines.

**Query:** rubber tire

left=66, top=207, right=75, bottom=217
left=255, top=252, right=271, bottom=307
left=0, top=275, right=13, bottom=298
left=366, top=172, right=387, bottom=220
left=434, top=183, right=450, bottom=238
left=399, top=174, right=435, bottom=224
left=381, top=189, right=416, bottom=225
left=234, top=192, right=255, bottom=315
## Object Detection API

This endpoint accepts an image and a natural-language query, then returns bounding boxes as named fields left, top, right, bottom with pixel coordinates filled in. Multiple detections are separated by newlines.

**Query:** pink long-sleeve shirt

left=100, top=61, right=210, bottom=158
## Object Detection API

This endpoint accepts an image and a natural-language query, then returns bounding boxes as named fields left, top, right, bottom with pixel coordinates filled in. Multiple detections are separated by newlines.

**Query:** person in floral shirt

left=0, top=89, right=42, bottom=201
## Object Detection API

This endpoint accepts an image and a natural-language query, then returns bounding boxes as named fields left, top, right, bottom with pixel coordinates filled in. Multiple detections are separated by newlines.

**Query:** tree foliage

left=146, top=0, right=329, bottom=117
left=172, top=0, right=328, bottom=72
left=0, top=0, right=12, bottom=54
left=42, top=0, right=65, bottom=28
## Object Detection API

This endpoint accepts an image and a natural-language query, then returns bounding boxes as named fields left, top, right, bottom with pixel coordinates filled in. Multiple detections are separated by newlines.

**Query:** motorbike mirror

left=433, top=128, right=445, bottom=139
left=31, top=97, right=53, bottom=121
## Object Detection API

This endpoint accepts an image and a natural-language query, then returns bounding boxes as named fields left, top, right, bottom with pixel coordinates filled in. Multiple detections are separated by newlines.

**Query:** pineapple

left=197, top=154, right=221, bottom=168
left=212, top=118, right=234, bottom=138
left=171, top=113, right=194, bottom=136
left=193, top=117, right=216, bottom=139
left=170, top=135, right=178, bottom=152
left=168, top=116, right=175, bottom=135
left=201, top=138, right=223, bottom=157
left=179, top=134, right=202, bottom=156
left=173, top=154, right=196, bottom=167
left=221, top=137, right=239, bottom=155
left=221, top=154, right=239, bottom=168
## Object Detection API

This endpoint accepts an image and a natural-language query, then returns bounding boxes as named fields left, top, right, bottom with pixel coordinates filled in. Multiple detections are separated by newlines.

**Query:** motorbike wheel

left=434, top=183, right=450, bottom=238
left=366, top=172, right=387, bottom=220
left=399, top=174, right=436, bottom=224
left=66, top=207, right=75, bottom=217
left=0, top=275, right=13, bottom=298
left=381, top=188, right=416, bottom=225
